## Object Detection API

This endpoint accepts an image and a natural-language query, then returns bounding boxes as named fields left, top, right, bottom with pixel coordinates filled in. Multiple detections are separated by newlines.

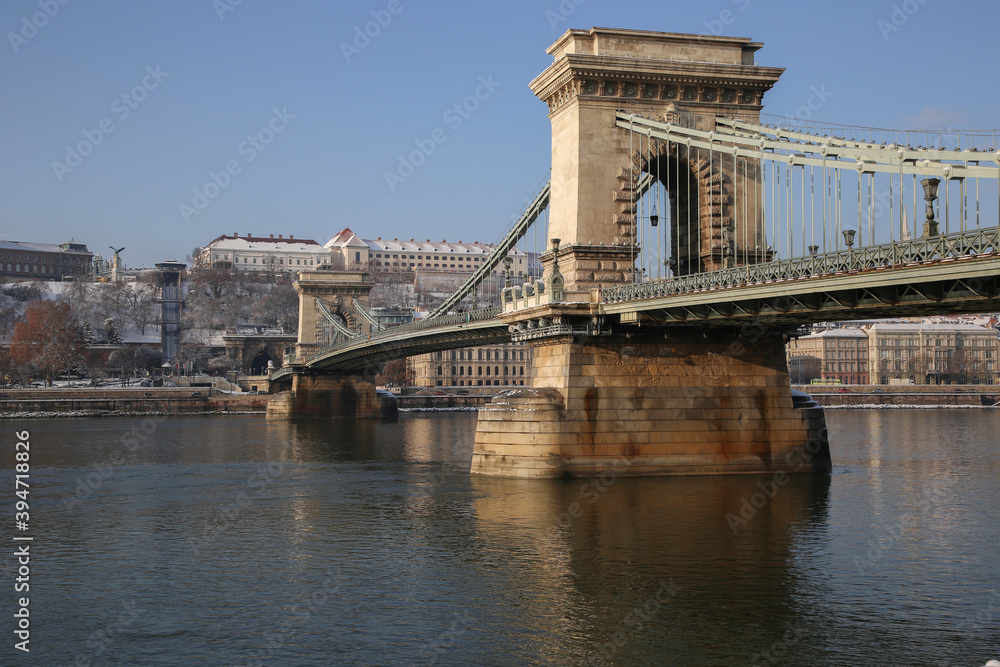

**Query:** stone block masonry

left=471, top=330, right=829, bottom=478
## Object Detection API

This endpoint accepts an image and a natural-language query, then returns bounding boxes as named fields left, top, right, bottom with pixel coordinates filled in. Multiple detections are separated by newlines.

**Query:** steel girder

left=611, top=258, right=1000, bottom=327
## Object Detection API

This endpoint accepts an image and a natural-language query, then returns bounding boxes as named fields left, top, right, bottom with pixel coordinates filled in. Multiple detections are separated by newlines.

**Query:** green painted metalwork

left=352, top=298, right=383, bottom=332
left=315, top=297, right=358, bottom=339
left=426, top=182, right=550, bottom=319
left=602, top=227, right=1000, bottom=304
left=306, top=306, right=503, bottom=366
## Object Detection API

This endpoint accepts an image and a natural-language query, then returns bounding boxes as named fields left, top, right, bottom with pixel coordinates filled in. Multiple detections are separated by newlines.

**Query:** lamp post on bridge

left=842, top=229, right=856, bottom=251
left=921, top=177, right=941, bottom=237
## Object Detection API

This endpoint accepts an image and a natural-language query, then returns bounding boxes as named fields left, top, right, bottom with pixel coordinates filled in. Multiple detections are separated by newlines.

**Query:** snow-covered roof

left=324, top=228, right=368, bottom=250
left=205, top=235, right=329, bottom=255
left=0, top=240, right=91, bottom=254
left=799, top=328, right=867, bottom=339
left=362, top=237, right=525, bottom=255
left=866, top=322, right=995, bottom=333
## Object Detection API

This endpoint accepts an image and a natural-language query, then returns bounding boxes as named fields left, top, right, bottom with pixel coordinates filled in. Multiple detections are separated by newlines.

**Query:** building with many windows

left=787, top=320, right=1000, bottom=385
left=866, top=322, right=998, bottom=385
left=325, top=228, right=535, bottom=278
left=195, top=229, right=537, bottom=280
left=409, top=343, right=532, bottom=387
left=192, top=233, right=333, bottom=272
left=787, top=328, right=869, bottom=385
left=0, top=239, right=94, bottom=280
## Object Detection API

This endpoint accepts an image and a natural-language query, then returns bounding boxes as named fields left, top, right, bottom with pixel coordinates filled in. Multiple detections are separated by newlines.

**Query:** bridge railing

left=601, top=227, right=1000, bottom=304
left=304, top=306, right=502, bottom=364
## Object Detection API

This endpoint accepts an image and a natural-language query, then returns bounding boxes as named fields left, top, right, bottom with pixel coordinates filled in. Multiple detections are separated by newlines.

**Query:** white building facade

left=193, top=234, right=333, bottom=273
left=325, top=228, right=536, bottom=278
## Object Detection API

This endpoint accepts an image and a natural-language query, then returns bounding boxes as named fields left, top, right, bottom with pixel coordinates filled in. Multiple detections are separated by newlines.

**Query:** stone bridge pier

left=471, top=28, right=829, bottom=478
left=266, top=369, right=395, bottom=420
left=266, top=269, right=396, bottom=420
left=471, top=325, right=829, bottom=478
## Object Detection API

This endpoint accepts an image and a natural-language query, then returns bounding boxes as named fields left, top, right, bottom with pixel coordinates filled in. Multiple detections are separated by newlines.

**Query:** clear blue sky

left=1, top=0, right=997, bottom=269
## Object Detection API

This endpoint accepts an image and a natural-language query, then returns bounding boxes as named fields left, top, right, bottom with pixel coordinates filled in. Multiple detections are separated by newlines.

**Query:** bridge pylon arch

left=292, top=269, right=375, bottom=362
left=530, top=27, right=782, bottom=289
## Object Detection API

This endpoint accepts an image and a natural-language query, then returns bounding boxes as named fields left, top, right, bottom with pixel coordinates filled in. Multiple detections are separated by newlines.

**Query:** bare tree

left=9, top=301, right=85, bottom=386
left=376, top=358, right=414, bottom=387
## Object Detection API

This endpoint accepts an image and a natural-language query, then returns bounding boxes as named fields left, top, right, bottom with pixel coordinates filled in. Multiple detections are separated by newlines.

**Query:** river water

left=4, top=409, right=1000, bottom=666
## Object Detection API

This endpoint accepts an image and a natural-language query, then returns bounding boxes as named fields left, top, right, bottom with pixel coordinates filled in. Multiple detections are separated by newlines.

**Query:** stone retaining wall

left=0, top=389, right=268, bottom=415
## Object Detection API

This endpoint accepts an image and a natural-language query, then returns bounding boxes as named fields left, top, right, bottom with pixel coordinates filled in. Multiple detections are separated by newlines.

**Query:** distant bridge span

left=271, top=224, right=1000, bottom=378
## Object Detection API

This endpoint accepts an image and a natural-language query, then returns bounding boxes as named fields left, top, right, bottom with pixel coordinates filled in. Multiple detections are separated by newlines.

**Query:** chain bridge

left=267, top=28, right=1000, bottom=479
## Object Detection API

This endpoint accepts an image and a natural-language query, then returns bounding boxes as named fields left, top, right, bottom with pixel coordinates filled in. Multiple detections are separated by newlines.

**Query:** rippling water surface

left=4, top=409, right=1000, bottom=665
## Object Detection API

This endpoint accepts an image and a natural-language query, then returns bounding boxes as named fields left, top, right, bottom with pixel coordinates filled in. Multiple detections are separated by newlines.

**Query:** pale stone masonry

left=469, top=29, right=830, bottom=478
left=472, top=331, right=827, bottom=478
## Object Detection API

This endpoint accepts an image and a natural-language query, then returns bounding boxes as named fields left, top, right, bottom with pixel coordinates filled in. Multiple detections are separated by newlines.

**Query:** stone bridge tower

left=471, top=29, right=829, bottom=479
left=293, top=269, right=375, bottom=361
left=267, top=268, right=385, bottom=421
left=529, top=28, right=783, bottom=289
